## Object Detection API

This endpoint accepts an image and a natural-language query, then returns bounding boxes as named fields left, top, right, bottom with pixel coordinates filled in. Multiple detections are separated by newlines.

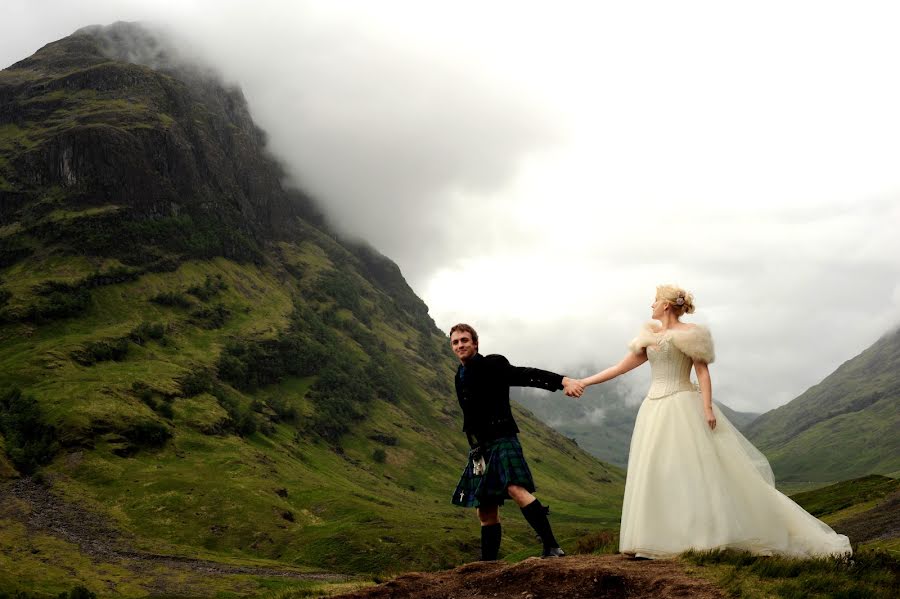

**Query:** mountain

left=514, top=383, right=759, bottom=469
left=746, top=327, right=900, bottom=483
left=0, top=23, right=624, bottom=597
left=715, top=401, right=759, bottom=431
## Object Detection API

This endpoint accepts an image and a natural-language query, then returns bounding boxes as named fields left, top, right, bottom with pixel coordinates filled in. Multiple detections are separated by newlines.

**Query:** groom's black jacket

left=455, top=353, right=564, bottom=446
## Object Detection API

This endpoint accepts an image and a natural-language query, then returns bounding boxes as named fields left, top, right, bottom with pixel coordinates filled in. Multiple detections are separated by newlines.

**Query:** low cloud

left=3, top=2, right=900, bottom=414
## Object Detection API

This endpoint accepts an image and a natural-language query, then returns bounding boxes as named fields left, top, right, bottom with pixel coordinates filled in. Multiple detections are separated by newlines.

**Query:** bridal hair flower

left=675, top=296, right=685, bottom=306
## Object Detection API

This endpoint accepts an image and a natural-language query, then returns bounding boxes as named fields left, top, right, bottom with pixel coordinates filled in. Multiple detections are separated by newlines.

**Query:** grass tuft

left=573, top=529, right=619, bottom=555
left=682, top=548, right=900, bottom=599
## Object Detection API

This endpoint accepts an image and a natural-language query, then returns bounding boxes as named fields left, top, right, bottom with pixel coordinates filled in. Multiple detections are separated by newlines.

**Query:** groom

left=449, top=323, right=584, bottom=560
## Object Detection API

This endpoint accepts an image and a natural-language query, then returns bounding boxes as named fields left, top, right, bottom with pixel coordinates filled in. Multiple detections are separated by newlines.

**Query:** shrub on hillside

left=179, top=369, right=213, bottom=397
left=122, top=420, right=171, bottom=449
left=267, top=395, right=299, bottom=424
left=16, top=268, right=143, bottom=324
left=149, top=291, right=192, bottom=308
left=71, top=338, right=129, bottom=366
left=129, top=321, right=166, bottom=345
left=339, top=317, right=380, bottom=350
left=154, top=400, right=174, bottom=419
left=366, top=359, right=409, bottom=404
left=0, top=388, right=59, bottom=474
left=0, top=238, right=31, bottom=268
left=131, top=382, right=174, bottom=419
left=33, top=280, right=77, bottom=295
left=313, top=270, right=364, bottom=315
left=372, top=448, right=386, bottom=463
left=62, top=586, right=97, bottom=599
left=216, top=352, right=248, bottom=387
left=145, top=256, right=180, bottom=273
left=187, top=274, right=228, bottom=301
left=210, top=386, right=258, bottom=437
left=305, top=360, right=373, bottom=443
left=24, top=286, right=91, bottom=322
left=368, top=433, right=398, bottom=446
left=83, top=266, right=142, bottom=287
left=0, top=287, right=12, bottom=323
left=132, top=381, right=155, bottom=404
left=0, top=585, right=96, bottom=599
left=217, top=335, right=325, bottom=391
left=190, top=304, right=230, bottom=329
left=36, top=212, right=262, bottom=265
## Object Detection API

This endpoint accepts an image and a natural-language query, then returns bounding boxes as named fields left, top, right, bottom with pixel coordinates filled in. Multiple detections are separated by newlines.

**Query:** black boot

left=521, top=499, right=564, bottom=558
left=480, top=523, right=502, bottom=561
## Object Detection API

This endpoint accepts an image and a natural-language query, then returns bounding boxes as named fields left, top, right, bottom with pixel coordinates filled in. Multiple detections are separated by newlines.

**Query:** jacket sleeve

left=509, top=366, right=564, bottom=390
left=486, top=354, right=564, bottom=391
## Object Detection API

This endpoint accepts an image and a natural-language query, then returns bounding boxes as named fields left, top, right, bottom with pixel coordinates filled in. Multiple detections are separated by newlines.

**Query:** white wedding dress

left=619, top=322, right=852, bottom=559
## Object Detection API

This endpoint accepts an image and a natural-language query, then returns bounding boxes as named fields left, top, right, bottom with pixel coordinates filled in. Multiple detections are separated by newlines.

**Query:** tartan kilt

left=452, top=436, right=536, bottom=508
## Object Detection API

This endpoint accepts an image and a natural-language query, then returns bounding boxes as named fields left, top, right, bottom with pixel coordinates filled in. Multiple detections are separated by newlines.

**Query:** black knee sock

left=521, top=499, right=558, bottom=549
left=480, top=523, right=502, bottom=561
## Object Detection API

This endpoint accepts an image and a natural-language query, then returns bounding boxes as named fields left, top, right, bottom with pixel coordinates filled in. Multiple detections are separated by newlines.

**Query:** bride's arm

left=694, top=360, right=716, bottom=430
left=579, top=352, right=647, bottom=387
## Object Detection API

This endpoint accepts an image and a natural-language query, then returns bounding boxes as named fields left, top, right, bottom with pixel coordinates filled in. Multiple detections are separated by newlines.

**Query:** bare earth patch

left=330, top=554, right=724, bottom=599
left=832, top=489, right=900, bottom=543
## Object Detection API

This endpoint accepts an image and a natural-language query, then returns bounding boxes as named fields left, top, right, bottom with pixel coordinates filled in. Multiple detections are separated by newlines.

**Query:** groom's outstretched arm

left=499, top=357, right=583, bottom=397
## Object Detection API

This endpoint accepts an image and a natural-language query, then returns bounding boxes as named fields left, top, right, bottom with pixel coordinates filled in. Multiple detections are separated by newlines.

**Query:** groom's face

left=450, top=330, right=478, bottom=363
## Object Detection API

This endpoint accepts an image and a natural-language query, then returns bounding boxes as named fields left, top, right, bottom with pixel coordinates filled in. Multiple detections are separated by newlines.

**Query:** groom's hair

left=449, top=323, right=478, bottom=346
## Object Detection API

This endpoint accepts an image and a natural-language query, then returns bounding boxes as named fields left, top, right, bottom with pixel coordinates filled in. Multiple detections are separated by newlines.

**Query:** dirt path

left=329, top=554, right=724, bottom=599
left=1, top=477, right=349, bottom=591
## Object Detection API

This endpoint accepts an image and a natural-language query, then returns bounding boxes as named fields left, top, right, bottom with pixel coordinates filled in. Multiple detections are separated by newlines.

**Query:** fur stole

left=628, top=321, right=715, bottom=364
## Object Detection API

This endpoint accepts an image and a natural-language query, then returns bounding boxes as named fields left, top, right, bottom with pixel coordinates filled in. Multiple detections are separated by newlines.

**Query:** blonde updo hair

left=656, top=284, right=695, bottom=316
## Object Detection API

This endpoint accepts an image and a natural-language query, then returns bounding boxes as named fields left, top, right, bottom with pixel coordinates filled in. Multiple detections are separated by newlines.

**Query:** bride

left=579, top=285, right=851, bottom=559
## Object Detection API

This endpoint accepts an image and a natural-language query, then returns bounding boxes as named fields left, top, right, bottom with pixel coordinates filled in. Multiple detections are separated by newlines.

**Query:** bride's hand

left=705, top=408, right=717, bottom=430
left=562, top=377, right=584, bottom=398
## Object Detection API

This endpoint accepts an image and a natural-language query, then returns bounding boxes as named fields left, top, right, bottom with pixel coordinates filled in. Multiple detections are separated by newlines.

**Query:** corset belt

left=646, top=382, right=699, bottom=400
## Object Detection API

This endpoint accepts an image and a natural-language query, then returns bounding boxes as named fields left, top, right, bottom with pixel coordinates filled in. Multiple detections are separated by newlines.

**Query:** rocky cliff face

left=1, top=23, right=309, bottom=246
left=0, top=21, right=431, bottom=323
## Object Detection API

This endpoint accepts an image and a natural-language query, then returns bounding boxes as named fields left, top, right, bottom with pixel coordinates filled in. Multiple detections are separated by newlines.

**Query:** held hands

left=562, top=377, right=585, bottom=398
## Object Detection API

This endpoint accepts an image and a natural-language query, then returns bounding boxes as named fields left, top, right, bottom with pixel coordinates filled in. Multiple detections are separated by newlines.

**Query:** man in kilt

left=449, top=323, right=584, bottom=560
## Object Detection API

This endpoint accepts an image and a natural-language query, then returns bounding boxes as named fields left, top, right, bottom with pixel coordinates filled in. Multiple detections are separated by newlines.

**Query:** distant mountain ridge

left=0, top=23, right=624, bottom=596
left=746, top=327, right=900, bottom=482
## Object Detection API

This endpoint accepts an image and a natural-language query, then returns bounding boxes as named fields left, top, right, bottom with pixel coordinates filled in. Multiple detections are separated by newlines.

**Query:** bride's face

left=651, top=298, right=667, bottom=319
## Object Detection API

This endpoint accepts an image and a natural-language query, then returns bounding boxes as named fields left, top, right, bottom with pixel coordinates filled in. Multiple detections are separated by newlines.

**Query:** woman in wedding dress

left=578, top=284, right=851, bottom=559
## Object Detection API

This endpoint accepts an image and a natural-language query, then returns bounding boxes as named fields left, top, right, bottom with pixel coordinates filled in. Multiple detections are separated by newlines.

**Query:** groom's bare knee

left=477, top=505, right=499, bottom=525
left=507, top=485, right=535, bottom=508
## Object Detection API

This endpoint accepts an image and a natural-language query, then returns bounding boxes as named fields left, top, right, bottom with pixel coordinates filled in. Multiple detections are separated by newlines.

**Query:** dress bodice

left=646, top=333, right=698, bottom=399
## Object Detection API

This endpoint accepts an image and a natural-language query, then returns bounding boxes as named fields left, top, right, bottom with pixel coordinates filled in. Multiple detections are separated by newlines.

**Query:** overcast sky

left=3, top=1, right=900, bottom=413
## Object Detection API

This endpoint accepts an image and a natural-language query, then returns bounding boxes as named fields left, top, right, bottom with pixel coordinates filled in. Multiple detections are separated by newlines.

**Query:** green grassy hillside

left=746, top=328, right=900, bottom=482
left=0, top=245, right=624, bottom=596
left=0, top=24, right=625, bottom=598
